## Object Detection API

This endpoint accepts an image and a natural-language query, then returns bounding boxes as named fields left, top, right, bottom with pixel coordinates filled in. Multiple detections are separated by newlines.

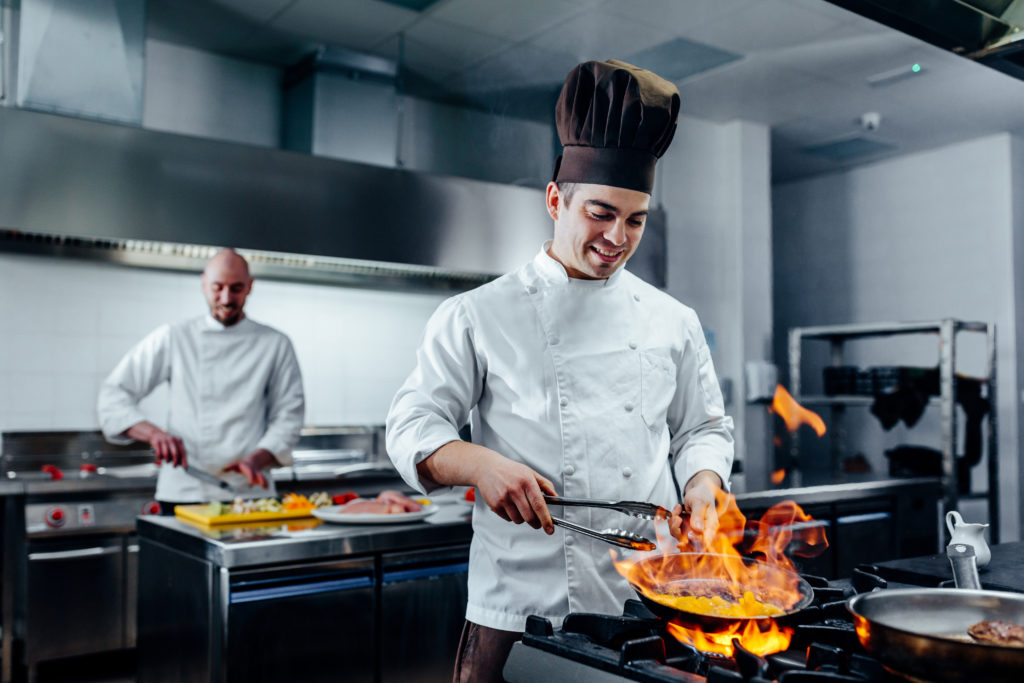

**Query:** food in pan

left=656, top=591, right=785, bottom=618
left=968, top=620, right=1024, bottom=647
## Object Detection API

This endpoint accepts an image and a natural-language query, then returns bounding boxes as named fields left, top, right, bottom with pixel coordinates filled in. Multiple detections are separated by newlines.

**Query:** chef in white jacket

left=386, top=60, right=734, bottom=683
left=97, top=249, right=305, bottom=508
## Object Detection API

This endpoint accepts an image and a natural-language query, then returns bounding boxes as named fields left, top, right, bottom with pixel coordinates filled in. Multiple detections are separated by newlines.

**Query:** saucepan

left=624, top=552, right=814, bottom=633
left=847, top=545, right=1024, bottom=682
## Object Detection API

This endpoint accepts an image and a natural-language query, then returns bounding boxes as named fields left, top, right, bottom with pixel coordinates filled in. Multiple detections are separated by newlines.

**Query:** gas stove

left=503, top=569, right=906, bottom=683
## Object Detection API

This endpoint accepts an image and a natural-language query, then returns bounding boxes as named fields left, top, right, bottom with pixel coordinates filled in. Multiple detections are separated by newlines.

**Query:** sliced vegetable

left=332, top=491, right=359, bottom=505
left=465, top=487, right=475, bottom=502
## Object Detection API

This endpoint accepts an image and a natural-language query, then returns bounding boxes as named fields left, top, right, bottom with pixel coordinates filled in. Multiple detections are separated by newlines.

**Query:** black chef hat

left=552, top=59, right=680, bottom=194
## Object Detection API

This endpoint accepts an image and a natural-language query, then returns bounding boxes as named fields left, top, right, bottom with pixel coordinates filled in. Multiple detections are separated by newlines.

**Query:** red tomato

left=465, top=487, right=475, bottom=502
left=332, top=492, right=359, bottom=505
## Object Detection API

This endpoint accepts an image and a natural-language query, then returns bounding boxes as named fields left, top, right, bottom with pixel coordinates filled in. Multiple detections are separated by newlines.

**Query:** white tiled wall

left=0, top=253, right=447, bottom=430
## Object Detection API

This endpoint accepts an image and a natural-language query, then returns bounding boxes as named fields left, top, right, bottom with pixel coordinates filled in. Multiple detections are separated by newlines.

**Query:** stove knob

left=142, top=501, right=162, bottom=516
left=45, top=506, right=67, bottom=528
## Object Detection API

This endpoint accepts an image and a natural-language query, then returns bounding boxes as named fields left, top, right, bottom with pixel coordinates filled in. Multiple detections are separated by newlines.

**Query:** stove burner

left=506, top=571, right=910, bottom=683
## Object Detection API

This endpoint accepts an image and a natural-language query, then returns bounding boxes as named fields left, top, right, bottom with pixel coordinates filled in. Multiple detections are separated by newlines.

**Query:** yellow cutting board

left=174, top=504, right=315, bottom=527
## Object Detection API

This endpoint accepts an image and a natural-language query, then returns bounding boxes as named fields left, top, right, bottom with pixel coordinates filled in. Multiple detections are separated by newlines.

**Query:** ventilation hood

left=0, top=106, right=551, bottom=291
left=825, top=0, right=1024, bottom=80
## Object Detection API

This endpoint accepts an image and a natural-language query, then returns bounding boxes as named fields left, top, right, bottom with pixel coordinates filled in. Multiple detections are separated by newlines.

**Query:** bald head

left=201, top=249, right=253, bottom=326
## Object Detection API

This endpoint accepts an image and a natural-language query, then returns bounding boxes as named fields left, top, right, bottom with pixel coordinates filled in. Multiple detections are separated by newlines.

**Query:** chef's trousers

left=454, top=620, right=522, bottom=683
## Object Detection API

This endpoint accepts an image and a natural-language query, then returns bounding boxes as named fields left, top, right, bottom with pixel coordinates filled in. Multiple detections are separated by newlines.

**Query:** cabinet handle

left=230, top=576, right=374, bottom=604
left=29, top=546, right=121, bottom=561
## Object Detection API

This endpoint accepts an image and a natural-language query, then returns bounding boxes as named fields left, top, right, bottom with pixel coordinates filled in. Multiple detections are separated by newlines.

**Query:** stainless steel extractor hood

left=824, top=0, right=1024, bottom=80
left=0, top=105, right=552, bottom=291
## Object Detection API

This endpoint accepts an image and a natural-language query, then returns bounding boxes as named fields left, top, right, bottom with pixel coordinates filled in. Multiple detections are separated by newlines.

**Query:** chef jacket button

left=628, top=341, right=638, bottom=350
left=622, top=467, right=633, bottom=478
left=563, top=464, right=575, bottom=476
left=564, top=536, right=574, bottom=546
left=549, top=336, right=560, bottom=345
left=633, top=294, right=640, bottom=302
left=526, top=285, right=537, bottom=294
left=624, top=402, right=634, bottom=412
left=559, top=396, right=569, bottom=407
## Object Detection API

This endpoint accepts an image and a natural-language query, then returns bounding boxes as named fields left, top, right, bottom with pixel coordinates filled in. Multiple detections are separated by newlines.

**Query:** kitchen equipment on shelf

left=947, top=510, right=991, bottom=568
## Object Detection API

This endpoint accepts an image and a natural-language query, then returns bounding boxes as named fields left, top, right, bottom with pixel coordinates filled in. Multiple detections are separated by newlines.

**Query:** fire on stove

left=503, top=570, right=897, bottom=683
left=612, top=489, right=829, bottom=658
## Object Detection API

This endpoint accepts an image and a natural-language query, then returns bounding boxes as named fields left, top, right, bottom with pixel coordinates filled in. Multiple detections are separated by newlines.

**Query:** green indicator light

left=912, top=63, right=921, bottom=73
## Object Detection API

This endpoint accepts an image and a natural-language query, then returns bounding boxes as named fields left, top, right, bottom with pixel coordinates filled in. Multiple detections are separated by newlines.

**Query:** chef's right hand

left=150, top=429, right=187, bottom=468
left=125, top=421, right=187, bottom=467
left=143, top=429, right=186, bottom=468
left=473, top=450, right=556, bottom=535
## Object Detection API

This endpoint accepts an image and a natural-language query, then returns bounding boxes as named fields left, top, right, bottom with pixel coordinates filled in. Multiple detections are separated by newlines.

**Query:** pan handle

left=946, top=543, right=982, bottom=590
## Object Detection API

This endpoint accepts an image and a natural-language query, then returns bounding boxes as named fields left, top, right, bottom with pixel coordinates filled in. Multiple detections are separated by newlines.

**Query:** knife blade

left=184, top=464, right=242, bottom=494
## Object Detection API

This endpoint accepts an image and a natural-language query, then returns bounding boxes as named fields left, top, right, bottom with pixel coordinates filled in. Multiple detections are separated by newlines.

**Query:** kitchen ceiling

left=147, top=0, right=1024, bottom=183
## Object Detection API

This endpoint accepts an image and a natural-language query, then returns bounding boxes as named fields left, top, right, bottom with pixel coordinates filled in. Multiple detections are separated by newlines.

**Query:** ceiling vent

left=801, top=136, right=896, bottom=162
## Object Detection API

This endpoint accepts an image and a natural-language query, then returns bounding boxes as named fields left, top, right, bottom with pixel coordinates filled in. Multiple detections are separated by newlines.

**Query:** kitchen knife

left=184, top=464, right=243, bottom=495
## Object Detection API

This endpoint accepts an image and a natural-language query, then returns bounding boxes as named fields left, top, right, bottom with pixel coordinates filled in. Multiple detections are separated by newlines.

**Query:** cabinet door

left=227, top=560, right=376, bottom=683
left=25, top=538, right=125, bottom=662
left=834, top=510, right=894, bottom=577
left=380, top=546, right=469, bottom=683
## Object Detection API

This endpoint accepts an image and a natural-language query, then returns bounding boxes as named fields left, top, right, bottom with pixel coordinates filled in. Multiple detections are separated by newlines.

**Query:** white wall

left=0, top=253, right=447, bottom=430
left=659, top=116, right=774, bottom=489
left=773, top=134, right=1020, bottom=541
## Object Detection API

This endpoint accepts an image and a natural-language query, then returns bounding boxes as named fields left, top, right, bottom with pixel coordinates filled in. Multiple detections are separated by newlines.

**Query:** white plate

left=312, top=502, right=438, bottom=524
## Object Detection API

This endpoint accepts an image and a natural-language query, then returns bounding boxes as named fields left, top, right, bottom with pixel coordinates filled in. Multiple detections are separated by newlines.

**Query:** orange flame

left=614, top=489, right=828, bottom=657
left=667, top=617, right=793, bottom=657
left=771, top=385, right=826, bottom=436
left=770, top=469, right=786, bottom=485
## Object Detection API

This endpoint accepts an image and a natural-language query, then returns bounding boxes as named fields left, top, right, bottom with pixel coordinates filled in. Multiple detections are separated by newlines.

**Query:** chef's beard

left=211, top=304, right=243, bottom=326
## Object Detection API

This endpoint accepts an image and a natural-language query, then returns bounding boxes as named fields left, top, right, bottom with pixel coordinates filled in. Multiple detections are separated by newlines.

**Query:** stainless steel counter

left=734, top=473, right=941, bottom=509
left=134, top=475, right=941, bottom=571
left=136, top=495, right=474, bottom=568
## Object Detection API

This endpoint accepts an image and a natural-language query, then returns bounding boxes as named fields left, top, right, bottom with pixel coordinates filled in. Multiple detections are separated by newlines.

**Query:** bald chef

left=386, top=59, right=734, bottom=682
left=97, top=249, right=305, bottom=511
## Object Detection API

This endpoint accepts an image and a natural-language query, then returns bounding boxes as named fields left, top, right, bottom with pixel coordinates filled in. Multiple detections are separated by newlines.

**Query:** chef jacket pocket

left=640, top=351, right=676, bottom=429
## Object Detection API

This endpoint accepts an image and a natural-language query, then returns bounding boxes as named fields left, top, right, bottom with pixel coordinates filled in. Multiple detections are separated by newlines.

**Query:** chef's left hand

left=674, top=470, right=723, bottom=548
left=223, top=449, right=277, bottom=488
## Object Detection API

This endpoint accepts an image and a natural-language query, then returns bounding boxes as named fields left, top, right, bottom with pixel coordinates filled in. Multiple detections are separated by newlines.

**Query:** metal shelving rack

left=788, top=319, right=998, bottom=542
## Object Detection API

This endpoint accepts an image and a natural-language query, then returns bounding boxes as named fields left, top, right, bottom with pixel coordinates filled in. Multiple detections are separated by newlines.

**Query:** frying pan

left=624, top=553, right=814, bottom=633
left=847, top=544, right=1024, bottom=682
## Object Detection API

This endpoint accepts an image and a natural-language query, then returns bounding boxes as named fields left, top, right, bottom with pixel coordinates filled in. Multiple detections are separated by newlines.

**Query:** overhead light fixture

left=866, top=63, right=925, bottom=86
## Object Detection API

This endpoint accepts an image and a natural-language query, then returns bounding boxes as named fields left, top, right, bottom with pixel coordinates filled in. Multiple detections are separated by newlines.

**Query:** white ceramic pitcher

left=946, top=510, right=991, bottom=568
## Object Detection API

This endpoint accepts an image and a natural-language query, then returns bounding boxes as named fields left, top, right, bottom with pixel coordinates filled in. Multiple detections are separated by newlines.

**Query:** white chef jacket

left=98, top=315, right=305, bottom=502
left=386, top=244, right=734, bottom=631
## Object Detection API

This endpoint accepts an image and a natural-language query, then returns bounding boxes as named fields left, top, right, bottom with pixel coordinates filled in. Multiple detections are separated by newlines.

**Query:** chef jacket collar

left=202, top=313, right=251, bottom=331
left=534, top=241, right=624, bottom=289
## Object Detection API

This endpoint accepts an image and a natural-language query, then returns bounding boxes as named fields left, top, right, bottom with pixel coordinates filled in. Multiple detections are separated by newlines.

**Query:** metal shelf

left=796, top=395, right=943, bottom=407
left=788, top=318, right=998, bottom=544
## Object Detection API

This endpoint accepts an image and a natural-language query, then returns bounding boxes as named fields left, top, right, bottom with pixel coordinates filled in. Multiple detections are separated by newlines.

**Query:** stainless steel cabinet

left=380, top=546, right=469, bottom=683
left=226, top=559, right=377, bottom=683
left=25, top=536, right=126, bottom=663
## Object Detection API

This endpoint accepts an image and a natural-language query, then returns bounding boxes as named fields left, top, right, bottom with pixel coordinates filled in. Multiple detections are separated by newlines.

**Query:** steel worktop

left=134, top=473, right=941, bottom=571
left=136, top=495, right=475, bottom=568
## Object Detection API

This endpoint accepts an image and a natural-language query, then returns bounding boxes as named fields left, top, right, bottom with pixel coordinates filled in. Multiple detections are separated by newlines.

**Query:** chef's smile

left=591, top=245, right=624, bottom=263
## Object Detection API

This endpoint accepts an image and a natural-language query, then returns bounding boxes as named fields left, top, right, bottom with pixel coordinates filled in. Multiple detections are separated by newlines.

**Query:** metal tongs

left=544, top=494, right=666, bottom=551
left=543, top=495, right=670, bottom=520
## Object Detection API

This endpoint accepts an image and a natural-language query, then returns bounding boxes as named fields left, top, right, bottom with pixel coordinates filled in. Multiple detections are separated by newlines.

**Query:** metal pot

left=847, top=588, right=1024, bottom=682
left=847, top=544, right=1024, bottom=682
left=625, top=553, right=814, bottom=633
